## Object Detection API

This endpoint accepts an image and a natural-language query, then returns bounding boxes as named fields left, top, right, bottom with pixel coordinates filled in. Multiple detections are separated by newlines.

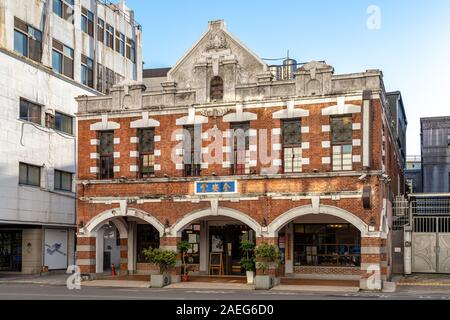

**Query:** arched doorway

left=171, top=208, right=262, bottom=276
left=267, top=205, right=369, bottom=280
left=80, top=209, right=166, bottom=275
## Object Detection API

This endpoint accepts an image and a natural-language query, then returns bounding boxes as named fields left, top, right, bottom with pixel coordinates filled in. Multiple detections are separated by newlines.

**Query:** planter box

left=254, top=275, right=274, bottom=290
left=150, top=274, right=171, bottom=288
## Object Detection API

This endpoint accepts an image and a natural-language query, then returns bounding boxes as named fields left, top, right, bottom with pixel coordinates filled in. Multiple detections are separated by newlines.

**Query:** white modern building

left=0, top=0, right=142, bottom=274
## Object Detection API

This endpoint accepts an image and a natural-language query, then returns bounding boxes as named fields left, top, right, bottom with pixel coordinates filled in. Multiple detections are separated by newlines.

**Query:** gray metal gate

left=413, top=216, right=450, bottom=273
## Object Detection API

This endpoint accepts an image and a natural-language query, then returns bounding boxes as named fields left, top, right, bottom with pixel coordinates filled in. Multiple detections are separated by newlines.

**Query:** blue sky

left=126, top=0, right=450, bottom=155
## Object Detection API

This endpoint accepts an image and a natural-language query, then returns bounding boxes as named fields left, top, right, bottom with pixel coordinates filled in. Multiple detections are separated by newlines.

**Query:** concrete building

left=421, top=117, right=450, bottom=193
left=0, top=0, right=142, bottom=274
left=75, top=20, right=406, bottom=290
left=405, top=155, right=422, bottom=194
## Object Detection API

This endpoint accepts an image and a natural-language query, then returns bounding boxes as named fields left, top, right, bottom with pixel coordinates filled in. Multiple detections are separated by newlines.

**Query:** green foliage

left=240, top=240, right=255, bottom=271
left=177, top=240, right=192, bottom=276
left=142, top=248, right=177, bottom=274
left=254, top=243, right=280, bottom=275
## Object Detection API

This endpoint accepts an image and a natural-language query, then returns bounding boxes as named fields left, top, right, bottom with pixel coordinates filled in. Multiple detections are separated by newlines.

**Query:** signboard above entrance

left=195, top=181, right=238, bottom=195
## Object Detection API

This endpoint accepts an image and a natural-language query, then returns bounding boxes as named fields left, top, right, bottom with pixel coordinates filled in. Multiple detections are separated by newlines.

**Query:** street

left=0, top=283, right=449, bottom=300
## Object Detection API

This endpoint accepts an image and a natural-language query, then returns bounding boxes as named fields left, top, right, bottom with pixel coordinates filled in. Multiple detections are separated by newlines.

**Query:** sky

left=126, top=0, right=450, bottom=156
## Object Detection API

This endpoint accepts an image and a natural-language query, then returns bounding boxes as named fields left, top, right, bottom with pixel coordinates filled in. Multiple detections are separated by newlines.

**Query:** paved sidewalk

left=394, top=274, right=450, bottom=287
left=0, top=273, right=69, bottom=286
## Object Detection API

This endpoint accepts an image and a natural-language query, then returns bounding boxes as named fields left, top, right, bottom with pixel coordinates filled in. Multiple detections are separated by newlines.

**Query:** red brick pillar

left=120, top=238, right=128, bottom=275
left=160, top=236, right=182, bottom=281
left=76, top=237, right=96, bottom=274
left=360, top=237, right=387, bottom=290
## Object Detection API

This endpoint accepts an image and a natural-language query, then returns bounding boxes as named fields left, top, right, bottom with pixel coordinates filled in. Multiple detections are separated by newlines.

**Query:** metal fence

left=393, top=195, right=410, bottom=230
left=411, top=196, right=450, bottom=215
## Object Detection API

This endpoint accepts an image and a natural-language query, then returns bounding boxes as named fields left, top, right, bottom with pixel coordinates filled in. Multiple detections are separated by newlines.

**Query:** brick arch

left=83, top=208, right=166, bottom=237
left=170, top=207, right=262, bottom=237
left=267, top=205, right=370, bottom=237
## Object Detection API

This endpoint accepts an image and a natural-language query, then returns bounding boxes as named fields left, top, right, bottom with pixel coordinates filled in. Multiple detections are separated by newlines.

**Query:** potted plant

left=142, top=248, right=177, bottom=288
left=254, top=243, right=280, bottom=290
left=177, top=240, right=192, bottom=282
left=240, top=240, right=255, bottom=284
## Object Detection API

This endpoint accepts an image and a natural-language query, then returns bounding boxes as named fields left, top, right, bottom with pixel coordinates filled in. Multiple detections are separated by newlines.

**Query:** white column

left=128, top=222, right=136, bottom=273
left=95, top=228, right=104, bottom=274
left=200, top=221, right=208, bottom=273
left=284, top=223, right=294, bottom=274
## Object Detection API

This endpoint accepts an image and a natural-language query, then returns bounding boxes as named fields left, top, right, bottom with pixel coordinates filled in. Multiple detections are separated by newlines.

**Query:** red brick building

left=75, top=20, right=406, bottom=290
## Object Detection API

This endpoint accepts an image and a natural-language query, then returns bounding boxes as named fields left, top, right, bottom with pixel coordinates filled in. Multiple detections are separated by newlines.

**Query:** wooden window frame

left=138, top=128, right=156, bottom=178
left=98, top=131, right=114, bottom=180
left=282, top=118, right=302, bottom=173
left=183, top=125, right=202, bottom=177
left=231, top=122, right=250, bottom=175
left=331, top=115, right=353, bottom=172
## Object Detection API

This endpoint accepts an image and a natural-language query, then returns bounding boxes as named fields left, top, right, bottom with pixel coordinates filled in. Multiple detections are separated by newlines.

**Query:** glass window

left=19, top=163, right=41, bottom=187
left=97, top=18, right=105, bottom=43
left=52, top=50, right=62, bottom=73
left=181, top=224, right=201, bottom=265
left=0, top=231, right=22, bottom=272
left=139, top=128, right=155, bottom=178
left=81, top=7, right=94, bottom=36
left=331, top=116, right=353, bottom=143
left=136, top=225, right=160, bottom=263
left=55, top=112, right=73, bottom=135
left=52, top=40, right=74, bottom=79
left=126, top=38, right=135, bottom=62
left=98, top=131, right=114, bottom=179
left=115, top=31, right=125, bottom=56
left=105, top=24, right=114, bottom=49
left=14, top=30, right=28, bottom=57
left=81, top=55, right=94, bottom=88
left=54, top=170, right=72, bottom=192
left=331, top=116, right=353, bottom=171
left=19, top=99, right=41, bottom=125
left=210, top=76, right=223, bottom=101
left=183, top=125, right=202, bottom=177
left=282, top=119, right=302, bottom=173
left=53, top=0, right=63, bottom=17
left=293, top=224, right=361, bottom=267
left=13, top=18, right=42, bottom=62
left=231, top=122, right=250, bottom=175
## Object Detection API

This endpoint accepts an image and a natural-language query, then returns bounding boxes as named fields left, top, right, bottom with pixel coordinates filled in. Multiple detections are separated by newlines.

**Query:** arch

left=267, top=205, right=370, bottom=237
left=171, top=207, right=262, bottom=237
left=210, top=76, right=224, bottom=101
left=83, top=208, right=166, bottom=237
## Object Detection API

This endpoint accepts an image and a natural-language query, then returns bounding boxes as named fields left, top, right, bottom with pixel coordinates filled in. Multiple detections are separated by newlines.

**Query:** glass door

left=0, top=231, right=22, bottom=272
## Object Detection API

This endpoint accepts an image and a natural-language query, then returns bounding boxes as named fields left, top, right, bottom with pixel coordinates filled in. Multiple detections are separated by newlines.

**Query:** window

left=447, top=134, right=450, bottom=146
left=97, top=18, right=105, bottom=43
left=52, top=39, right=74, bottom=78
left=282, top=119, right=302, bottom=173
left=105, top=67, right=115, bottom=93
left=139, top=128, right=155, bottom=178
left=105, top=24, right=114, bottom=49
left=97, top=63, right=104, bottom=93
left=14, top=17, right=42, bottom=63
left=81, top=7, right=94, bottom=37
left=53, top=0, right=74, bottom=22
left=19, top=98, right=41, bottom=125
left=98, top=131, right=114, bottom=179
left=115, top=31, right=125, bottom=56
left=81, top=55, right=94, bottom=88
left=181, top=224, right=201, bottom=265
left=0, top=231, right=22, bottom=272
left=54, top=170, right=73, bottom=192
left=126, top=37, right=136, bottom=63
left=136, top=225, right=160, bottom=263
left=19, top=163, right=41, bottom=187
left=183, top=125, right=202, bottom=177
left=293, top=224, right=361, bottom=267
left=231, top=122, right=250, bottom=175
left=210, top=76, right=224, bottom=101
left=55, top=112, right=73, bottom=135
left=331, top=116, right=353, bottom=171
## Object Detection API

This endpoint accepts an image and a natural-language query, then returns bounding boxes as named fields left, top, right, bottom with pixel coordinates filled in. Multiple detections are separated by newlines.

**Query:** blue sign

left=195, top=181, right=237, bottom=194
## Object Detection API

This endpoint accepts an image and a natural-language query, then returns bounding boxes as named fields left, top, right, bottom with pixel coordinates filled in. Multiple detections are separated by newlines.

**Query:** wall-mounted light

left=78, top=220, right=84, bottom=228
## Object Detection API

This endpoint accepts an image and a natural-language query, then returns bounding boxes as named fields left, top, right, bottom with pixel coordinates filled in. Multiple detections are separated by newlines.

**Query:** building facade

left=0, top=0, right=142, bottom=274
left=75, top=20, right=405, bottom=290
left=405, top=155, right=422, bottom=194
left=421, top=117, right=450, bottom=193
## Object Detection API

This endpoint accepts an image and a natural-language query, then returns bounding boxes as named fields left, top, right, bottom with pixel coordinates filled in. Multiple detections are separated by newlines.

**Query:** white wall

left=0, top=52, right=92, bottom=226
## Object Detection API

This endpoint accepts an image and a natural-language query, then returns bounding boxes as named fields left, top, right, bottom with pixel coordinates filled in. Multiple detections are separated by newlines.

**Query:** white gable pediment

left=167, top=20, right=267, bottom=89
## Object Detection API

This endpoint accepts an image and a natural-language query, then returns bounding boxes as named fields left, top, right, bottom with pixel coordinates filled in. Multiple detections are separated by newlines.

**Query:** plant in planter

left=240, top=240, right=255, bottom=284
left=254, top=243, right=280, bottom=290
left=142, top=248, right=177, bottom=288
left=177, top=240, right=192, bottom=282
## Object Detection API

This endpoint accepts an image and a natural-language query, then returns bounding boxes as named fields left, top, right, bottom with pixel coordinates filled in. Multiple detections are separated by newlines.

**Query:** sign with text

left=195, top=181, right=237, bottom=195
